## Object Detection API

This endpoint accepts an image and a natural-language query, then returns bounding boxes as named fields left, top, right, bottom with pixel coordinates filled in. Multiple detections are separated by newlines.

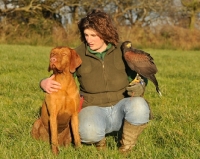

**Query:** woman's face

left=84, top=28, right=107, bottom=53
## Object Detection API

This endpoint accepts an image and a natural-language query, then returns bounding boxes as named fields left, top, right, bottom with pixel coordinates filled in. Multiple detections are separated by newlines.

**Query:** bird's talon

left=129, top=79, right=140, bottom=85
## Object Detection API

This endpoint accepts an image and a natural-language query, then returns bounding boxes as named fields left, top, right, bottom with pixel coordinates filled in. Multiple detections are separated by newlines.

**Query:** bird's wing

left=124, top=50, right=158, bottom=76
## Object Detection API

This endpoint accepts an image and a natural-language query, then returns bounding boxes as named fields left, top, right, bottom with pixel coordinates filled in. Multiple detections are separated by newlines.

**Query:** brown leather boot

left=119, top=120, right=147, bottom=153
left=95, top=137, right=106, bottom=151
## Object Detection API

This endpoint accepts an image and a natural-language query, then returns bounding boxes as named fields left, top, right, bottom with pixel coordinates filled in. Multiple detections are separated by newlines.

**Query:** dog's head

left=48, top=47, right=82, bottom=74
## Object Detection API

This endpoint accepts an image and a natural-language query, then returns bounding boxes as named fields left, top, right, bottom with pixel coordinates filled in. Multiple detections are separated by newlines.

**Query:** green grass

left=0, top=44, right=200, bottom=159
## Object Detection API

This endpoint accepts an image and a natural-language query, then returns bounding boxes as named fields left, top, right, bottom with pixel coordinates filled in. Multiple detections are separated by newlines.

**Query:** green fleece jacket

left=75, top=42, right=137, bottom=108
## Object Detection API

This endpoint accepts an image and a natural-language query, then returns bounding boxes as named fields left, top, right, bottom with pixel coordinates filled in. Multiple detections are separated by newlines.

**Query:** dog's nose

left=50, top=57, right=57, bottom=62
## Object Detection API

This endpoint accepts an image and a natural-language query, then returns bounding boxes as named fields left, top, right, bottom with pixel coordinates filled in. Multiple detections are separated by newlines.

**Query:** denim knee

left=78, top=108, right=106, bottom=143
left=124, top=97, right=150, bottom=125
left=79, top=121, right=105, bottom=143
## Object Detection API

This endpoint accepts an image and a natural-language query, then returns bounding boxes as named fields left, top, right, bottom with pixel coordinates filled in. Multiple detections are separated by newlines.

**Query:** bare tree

left=181, top=0, right=200, bottom=29
left=0, top=0, right=199, bottom=45
left=105, top=0, right=173, bottom=27
left=0, top=0, right=185, bottom=29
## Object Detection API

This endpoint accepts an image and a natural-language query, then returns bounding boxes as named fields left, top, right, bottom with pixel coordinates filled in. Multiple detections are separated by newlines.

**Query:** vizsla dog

left=31, top=47, right=82, bottom=155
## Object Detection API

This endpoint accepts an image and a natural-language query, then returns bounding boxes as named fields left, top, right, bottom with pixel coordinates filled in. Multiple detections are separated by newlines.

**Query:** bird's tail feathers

left=156, top=87, right=162, bottom=97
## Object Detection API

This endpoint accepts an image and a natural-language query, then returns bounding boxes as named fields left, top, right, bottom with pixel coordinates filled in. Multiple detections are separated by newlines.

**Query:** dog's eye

left=62, top=53, right=67, bottom=56
left=50, top=53, right=55, bottom=57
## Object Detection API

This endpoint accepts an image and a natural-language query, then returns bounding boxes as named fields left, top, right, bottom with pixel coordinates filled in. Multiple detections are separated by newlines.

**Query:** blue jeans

left=78, top=97, right=150, bottom=143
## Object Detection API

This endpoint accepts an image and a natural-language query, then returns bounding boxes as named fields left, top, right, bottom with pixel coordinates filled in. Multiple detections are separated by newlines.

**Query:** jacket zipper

left=101, top=60, right=110, bottom=104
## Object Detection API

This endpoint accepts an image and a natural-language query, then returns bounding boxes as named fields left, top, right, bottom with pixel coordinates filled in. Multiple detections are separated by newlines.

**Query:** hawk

left=121, top=41, right=162, bottom=96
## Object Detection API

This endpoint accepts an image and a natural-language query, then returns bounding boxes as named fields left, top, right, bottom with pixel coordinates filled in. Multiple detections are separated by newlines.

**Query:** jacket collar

left=85, top=43, right=117, bottom=58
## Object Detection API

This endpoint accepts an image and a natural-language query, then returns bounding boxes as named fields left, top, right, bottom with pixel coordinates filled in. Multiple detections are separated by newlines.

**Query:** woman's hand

left=40, top=75, right=61, bottom=94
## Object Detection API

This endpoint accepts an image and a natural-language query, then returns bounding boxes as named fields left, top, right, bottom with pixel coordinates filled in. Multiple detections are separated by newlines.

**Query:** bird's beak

left=126, top=43, right=132, bottom=48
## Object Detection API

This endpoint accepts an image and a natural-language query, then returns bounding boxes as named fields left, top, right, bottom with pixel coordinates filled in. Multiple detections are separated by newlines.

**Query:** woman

left=40, top=9, right=150, bottom=153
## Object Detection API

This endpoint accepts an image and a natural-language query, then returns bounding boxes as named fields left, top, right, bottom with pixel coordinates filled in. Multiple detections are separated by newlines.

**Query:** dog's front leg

left=50, top=113, right=59, bottom=155
left=71, top=113, right=81, bottom=148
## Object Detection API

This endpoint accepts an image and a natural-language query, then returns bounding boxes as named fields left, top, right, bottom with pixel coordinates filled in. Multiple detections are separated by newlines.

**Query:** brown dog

left=31, top=47, right=82, bottom=155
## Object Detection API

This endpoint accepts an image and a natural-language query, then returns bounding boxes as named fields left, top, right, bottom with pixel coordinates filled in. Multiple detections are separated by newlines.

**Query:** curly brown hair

left=78, top=9, right=119, bottom=46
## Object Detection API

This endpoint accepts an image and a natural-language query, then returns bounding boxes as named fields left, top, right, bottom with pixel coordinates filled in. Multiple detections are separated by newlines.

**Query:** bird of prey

left=121, top=41, right=162, bottom=96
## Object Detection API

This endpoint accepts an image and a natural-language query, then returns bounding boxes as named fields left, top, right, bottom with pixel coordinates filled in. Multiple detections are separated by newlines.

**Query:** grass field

left=0, top=44, right=199, bottom=159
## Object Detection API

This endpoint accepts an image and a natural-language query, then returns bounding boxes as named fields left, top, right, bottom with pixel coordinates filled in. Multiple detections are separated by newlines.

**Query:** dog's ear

left=48, top=64, right=52, bottom=72
left=70, top=49, right=82, bottom=73
left=48, top=54, right=52, bottom=72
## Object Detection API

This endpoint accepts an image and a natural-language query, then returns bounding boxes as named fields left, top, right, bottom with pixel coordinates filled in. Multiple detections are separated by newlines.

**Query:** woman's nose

left=86, top=36, right=92, bottom=43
